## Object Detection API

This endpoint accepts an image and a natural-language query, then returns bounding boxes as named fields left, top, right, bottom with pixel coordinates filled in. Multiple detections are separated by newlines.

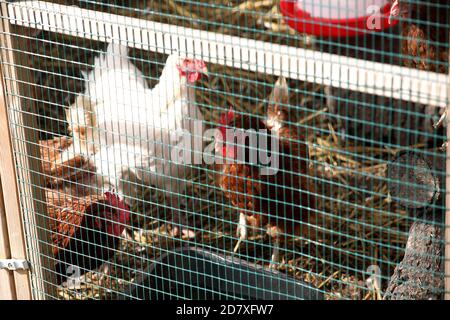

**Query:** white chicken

left=65, top=43, right=208, bottom=236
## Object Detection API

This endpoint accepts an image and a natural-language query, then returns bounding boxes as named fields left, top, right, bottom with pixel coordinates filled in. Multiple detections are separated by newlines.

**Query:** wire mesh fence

left=0, top=0, right=448, bottom=300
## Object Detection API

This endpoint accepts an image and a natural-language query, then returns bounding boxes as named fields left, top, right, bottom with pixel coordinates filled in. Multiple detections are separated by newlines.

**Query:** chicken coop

left=0, top=0, right=449, bottom=300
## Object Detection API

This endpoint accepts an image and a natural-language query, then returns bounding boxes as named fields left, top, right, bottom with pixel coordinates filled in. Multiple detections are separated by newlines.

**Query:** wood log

left=385, top=151, right=445, bottom=299
left=384, top=210, right=444, bottom=300
left=387, top=151, right=442, bottom=210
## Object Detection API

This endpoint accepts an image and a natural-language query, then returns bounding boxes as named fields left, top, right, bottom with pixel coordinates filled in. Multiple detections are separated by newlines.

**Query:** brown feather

left=218, top=114, right=316, bottom=241
left=401, top=0, right=449, bottom=73
left=39, top=136, right=130, bottom=284
left=45, top=188, right=106, bottom=257
left=39, top=136, right=94, bottom=188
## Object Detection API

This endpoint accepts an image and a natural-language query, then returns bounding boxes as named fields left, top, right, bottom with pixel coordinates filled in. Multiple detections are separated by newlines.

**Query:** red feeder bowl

left=279, top=0, right=398, bottom=38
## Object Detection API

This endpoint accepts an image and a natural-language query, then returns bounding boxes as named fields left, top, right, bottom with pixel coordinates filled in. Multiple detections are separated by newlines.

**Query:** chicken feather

left=66, top=43, right=207, bottom=236
left=217, top=77, right=316, bottom=268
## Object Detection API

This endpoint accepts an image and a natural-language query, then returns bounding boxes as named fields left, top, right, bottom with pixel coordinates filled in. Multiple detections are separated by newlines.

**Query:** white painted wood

left=0, top=177, right=16, bottom=300
left=5, top=0, right=448, bottom=108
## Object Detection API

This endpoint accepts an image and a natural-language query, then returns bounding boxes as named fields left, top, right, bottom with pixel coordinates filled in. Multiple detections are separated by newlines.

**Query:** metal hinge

left=0, top=259, right=29, bottom=271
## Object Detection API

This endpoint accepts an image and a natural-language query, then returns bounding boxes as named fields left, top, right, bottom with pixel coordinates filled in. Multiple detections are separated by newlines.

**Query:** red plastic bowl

left=279, top=0, right=398, bottom=38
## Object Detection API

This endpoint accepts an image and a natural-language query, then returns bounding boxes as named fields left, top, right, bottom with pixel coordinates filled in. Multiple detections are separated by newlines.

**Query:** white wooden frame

left=6, top=0, right=448, bottom=108
left=0, top=0, right=449, bottom=299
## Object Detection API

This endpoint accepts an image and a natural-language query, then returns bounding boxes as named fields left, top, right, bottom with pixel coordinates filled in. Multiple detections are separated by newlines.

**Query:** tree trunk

left=384, top=210, right=444, bottom=300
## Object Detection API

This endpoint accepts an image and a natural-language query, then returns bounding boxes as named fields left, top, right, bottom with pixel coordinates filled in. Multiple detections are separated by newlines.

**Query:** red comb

left=104, top=190, right=115, bottom=203
left=101, top=191, right=130, bottom=236
left=219, top=107, right=235, bottom=125
left=103, top=191, right=130, bottom=220
left=219, top=107, right=235, bottom=139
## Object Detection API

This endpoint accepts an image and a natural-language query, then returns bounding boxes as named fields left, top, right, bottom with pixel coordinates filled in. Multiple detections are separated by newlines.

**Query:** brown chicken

left=391, top=0, right=449, bottom=73
left=40, top=136, right=94, bottom=189
left=216, top=77, right=317, bottom=268
left=390, top=0, right=450, bottom=145
left=39, top=137, right=130, bottom=285
left=46, top=189, right=130, bottom=285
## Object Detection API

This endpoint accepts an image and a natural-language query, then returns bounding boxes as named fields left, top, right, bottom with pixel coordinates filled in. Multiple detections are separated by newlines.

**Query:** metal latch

left=0, top=259, right=29, bottom=271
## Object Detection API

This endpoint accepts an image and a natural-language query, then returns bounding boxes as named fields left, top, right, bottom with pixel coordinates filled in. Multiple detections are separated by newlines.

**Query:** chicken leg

left=266, top=225, right=282, bottom=269
left=433, top=110, right=447, bottom=150
left=233, top=212, right=248, bottom=253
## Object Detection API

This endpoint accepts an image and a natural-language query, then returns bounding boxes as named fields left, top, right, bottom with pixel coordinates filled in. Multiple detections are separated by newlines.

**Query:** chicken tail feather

left=85, top=42, right=148, bottom=102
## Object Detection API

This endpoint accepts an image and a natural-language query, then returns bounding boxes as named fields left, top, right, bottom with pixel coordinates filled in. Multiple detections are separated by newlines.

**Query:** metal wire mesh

left=0, top=0, right=448, bottom=300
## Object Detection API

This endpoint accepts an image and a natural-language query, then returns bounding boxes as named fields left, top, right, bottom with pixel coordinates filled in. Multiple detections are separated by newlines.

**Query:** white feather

left=75, top=43, right=204, bottom=205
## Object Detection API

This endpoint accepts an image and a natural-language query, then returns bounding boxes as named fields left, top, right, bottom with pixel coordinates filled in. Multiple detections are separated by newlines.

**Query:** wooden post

left=445, top=36, right=450, bottom=301
left=0, top=176, right=16, bottom=299
left=0, top=67, right=32, bottom=300
left=0, top=2, right=55, bottom=299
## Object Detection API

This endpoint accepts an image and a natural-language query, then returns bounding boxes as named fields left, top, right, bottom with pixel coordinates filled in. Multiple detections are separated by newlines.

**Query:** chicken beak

left=201, top=66, right=209, bottom=77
